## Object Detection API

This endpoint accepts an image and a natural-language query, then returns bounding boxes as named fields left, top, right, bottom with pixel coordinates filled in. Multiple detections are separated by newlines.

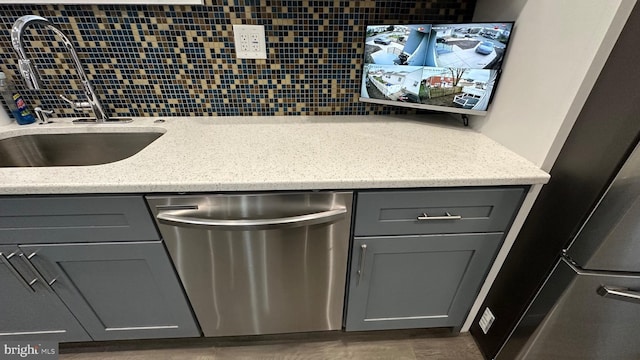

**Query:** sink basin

left=0, top=132, right=163, bottom=167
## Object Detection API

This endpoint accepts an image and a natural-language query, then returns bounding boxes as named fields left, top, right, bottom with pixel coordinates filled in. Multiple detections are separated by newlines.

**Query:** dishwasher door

left=146, top=192, right=353, bottom=337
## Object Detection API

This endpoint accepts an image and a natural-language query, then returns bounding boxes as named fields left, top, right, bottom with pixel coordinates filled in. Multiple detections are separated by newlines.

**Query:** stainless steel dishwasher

left=145, top=192, right=352, bottom=337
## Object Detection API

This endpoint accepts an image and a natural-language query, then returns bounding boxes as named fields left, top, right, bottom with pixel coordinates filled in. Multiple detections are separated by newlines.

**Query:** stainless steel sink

left=0, top=132, right=163, bottom=167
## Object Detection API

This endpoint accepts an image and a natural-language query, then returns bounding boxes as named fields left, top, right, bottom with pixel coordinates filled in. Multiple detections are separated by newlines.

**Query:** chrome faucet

left=11, top=15, right=111, bottom=122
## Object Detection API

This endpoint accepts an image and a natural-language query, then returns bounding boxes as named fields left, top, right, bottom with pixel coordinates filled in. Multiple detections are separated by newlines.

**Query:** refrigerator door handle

left=597, top=285, right=640, bottom=305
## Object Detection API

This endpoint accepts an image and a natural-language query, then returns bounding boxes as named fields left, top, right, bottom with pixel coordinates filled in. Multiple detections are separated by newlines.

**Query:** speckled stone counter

left=0, top=114, right=549, bottom=195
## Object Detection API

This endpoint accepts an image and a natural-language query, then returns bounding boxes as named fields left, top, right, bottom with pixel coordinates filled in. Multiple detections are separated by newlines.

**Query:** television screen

left=360, top=22, right=514, bottom=115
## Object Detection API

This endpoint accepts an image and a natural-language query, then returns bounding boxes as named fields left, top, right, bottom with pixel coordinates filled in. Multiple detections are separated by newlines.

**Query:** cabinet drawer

left=0, top=196, right=160, bottom=244
left=354, top=187, right=526, bottom=236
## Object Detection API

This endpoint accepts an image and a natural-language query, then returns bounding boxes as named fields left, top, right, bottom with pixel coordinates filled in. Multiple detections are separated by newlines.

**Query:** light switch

left=479, top=307, right=495, bottom=334
left=233, top=25, right=267, bottom=59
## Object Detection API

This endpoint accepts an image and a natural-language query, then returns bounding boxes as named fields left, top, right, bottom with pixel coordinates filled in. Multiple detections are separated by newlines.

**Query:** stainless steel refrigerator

left=516, top=140, right=640, bottom=359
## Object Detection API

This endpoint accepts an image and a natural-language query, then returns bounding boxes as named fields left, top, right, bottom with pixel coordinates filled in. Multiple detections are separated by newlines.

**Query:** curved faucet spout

left=11, top=15, right=49, bottom=89
left=11, top=15, right=47, bottom=62
left=11, top=15, right=110, bottom=122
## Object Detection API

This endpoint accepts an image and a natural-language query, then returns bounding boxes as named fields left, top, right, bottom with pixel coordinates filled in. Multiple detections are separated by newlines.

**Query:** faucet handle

left=34, top=107, right=54, bottom=124
left=59, top=94, right=92, bottom=111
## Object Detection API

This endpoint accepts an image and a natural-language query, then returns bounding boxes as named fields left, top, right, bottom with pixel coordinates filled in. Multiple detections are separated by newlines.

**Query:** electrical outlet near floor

left=479, top=307, right=495, bottom=334
left=233, top=24, right=267, bottom=59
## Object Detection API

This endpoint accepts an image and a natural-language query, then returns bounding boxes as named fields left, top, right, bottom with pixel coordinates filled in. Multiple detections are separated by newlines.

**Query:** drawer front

left=0, top=196, right=160, bottom=244
left=354, top=187, right=526, bottom=236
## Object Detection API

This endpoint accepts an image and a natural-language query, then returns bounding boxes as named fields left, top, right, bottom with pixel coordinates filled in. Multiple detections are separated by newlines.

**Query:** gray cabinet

left=345, top=187, right=526, bottom=331
left=0, top=195, right=200, bottom=342
left=19, top=241, right=200, bottom=341
left=345, top=234, right=503, bottom=331
left=0, top=246, right=91, bottom=342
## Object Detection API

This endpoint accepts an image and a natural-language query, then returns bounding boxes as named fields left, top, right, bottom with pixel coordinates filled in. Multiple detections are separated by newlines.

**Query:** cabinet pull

left=19, top=253, right=57, bottom=291
left=417, top=212, right=462, bottom=221
left=0, top=252, right=35, bottom=292
left=357, top=244, right=367, bottom=285
left=597, top=285, right=640, bottom=305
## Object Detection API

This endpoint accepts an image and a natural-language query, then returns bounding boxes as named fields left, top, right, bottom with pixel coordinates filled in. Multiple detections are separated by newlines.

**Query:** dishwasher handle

left=157, top=207, right=348, bottom=231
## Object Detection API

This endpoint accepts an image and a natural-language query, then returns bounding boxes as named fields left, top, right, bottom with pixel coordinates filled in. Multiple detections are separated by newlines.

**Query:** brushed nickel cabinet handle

left=417, top=212, right=462, bottom=221
left=19, top=252, right=57, bottom=290
left=357, top=244, right=367, bottom=285
left=0, top=252, right=35, bottom=292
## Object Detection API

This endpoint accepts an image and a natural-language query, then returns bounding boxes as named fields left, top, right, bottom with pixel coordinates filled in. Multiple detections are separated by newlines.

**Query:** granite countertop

left=0, top=114, right=549, bottom=195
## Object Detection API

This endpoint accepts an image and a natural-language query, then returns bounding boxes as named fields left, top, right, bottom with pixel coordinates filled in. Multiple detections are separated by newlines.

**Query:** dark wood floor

left=60, top=329, right=484, bottom=359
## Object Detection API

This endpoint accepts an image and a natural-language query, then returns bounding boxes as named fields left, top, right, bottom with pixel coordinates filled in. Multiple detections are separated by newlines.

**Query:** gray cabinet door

left=19, top=241, right=200, bottom=341
left=345, top=233, right=502, bottom=331
left=0, top=246, right=91, bottom=342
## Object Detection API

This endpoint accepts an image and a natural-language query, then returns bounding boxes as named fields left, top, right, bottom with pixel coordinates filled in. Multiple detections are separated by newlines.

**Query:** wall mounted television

left=360, top=22, right=514, bottom=116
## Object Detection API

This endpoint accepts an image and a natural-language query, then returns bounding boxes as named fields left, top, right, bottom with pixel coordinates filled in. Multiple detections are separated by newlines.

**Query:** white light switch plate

left=233, top=25, right=267, bottom=59
left=479, top=307, right=495, bottom=334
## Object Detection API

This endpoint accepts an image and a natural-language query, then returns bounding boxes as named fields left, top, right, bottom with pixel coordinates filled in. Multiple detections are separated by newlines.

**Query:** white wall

left=472, top=0, right=636, bottom=171
left=461, top=0, right=637, bottom=332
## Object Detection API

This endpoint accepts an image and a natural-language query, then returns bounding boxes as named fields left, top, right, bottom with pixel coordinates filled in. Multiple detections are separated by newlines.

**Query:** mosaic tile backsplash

left=0, top=0, right=475, bottom=118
